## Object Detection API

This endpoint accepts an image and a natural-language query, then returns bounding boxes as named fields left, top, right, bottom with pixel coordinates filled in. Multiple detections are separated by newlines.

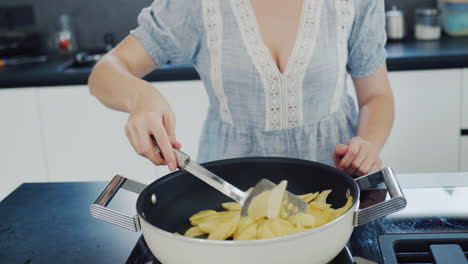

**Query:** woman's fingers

left=332, top=144, right=348, bottom=168
left=355, top=155, right=375, bottom=176
left=349, top=143, right=370, bottom=175
left=127, top=122, right=165, bottom=165
left=163, top=113, right=182, bottom=149
left=152, top=124, right=177, bottom=171
left=339, top=138, right=360, bottom=171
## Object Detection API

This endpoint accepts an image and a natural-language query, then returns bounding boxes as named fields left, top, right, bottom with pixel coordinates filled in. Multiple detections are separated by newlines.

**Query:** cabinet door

left=152, top=80, right=208, bottom=176
left=380, top=69, right=462, bottom=173
left=0, top=88, right=48, bottom=200
left=38, top=85, right=156, bottom=184
left=462, top=137, right=468, bottom=172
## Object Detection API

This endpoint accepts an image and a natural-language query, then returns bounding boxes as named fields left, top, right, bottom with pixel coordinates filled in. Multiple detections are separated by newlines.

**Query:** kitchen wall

left=0, top=0, right=438, bottom=51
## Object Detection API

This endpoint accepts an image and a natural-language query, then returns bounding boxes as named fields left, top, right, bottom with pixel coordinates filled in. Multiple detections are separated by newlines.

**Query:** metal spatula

left=164, top=145, right=308, bottom=217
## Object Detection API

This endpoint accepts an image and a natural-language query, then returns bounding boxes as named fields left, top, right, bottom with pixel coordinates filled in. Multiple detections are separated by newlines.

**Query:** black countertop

left=1, top=37, right=468, bottom=89
left=1, top=178, right=468, bottom=263
left=0, top=182, right=142, bottom=264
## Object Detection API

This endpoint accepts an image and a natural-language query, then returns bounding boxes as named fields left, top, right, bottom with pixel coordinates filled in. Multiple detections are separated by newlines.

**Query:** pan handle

left=89, top=175, right=146, bottom=232
left=353, top=167, right=407, bottom=226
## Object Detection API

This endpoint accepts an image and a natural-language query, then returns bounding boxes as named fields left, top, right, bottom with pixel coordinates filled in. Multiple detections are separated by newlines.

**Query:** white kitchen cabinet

left=461, top=137, right=468, bottom=172
left=462, top=69, right=468, bottom=129
left=0, top=88, right=48, bottom=200
left=37, top=85, right=156, bottom=184
left=380, top=69, right=462, bottom=173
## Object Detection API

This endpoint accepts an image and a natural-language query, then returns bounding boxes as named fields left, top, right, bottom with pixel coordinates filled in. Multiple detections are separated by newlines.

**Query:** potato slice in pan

left=207, top=215, right=240, bottom=240
left=189, top=210, right=217, bottom=226
left=247, top=180, right=287, bottom=220
left=308, top=208, right=334, bottom=227
left=222, top=202, right=241, bottom=211
left=332, top=194, right=353, bottom=219
left=234, top=217, right=256, bottom=238
left=297, top=192, right=319, bottom=203
left=288, top=213, right=316, bottom=228
left=184, top=226, right=205, bottom=238
left=184, top=185, right=353, bottom=241
left=314, top=189, right=332, bottom=204
left=268, top=218, right=295, bottom=236
left=199, top=211, right=239, bottom=233
left=235, top=222, right=257, bottom=240
left=257, top=220, right=276, bottom=239
left=308, top=202, right=332, bottom=210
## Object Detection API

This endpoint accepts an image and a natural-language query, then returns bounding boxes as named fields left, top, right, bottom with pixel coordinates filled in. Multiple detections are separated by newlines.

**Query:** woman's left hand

left=332, top=137, right=382, bottom=177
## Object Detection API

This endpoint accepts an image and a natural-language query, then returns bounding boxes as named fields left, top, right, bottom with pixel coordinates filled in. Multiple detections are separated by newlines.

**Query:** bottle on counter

left=386, top=6, right=406, bottom=41
left=415, top=8, right=442, bottom=40
left=48, top=14, right=79, bottom=55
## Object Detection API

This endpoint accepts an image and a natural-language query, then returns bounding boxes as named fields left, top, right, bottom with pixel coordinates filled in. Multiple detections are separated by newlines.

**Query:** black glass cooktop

left=125, top=235, right=354, bottom=264
left=127, top=181, right=468, bottom=264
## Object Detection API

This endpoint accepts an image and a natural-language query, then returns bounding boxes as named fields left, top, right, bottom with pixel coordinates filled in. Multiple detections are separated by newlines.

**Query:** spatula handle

left=183, top=161, right=247, bottom=204
left=151, top=137, right=246, bottom=204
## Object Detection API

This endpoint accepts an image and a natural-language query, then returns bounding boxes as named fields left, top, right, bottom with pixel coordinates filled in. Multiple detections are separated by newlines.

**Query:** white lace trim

left=330, top=0, right=355, bottom=113
left=203, top=0, right=233, bottom=124
left=230, top=0, right=322, bottom=131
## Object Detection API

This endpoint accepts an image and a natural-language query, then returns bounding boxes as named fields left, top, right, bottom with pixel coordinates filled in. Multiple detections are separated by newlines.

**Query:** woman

left=88, top=0, right=394, bottom=177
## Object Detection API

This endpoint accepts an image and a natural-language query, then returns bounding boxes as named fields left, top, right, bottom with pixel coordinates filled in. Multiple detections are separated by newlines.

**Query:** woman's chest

left=249, top=0, right=303, bottom=74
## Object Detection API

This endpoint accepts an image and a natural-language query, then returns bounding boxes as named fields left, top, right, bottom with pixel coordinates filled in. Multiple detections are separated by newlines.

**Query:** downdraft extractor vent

left=379, top=233, right=468, bottom=264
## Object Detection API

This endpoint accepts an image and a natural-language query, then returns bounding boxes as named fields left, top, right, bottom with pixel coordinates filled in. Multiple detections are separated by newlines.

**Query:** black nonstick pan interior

left=136, top=157, right=359, bottom=233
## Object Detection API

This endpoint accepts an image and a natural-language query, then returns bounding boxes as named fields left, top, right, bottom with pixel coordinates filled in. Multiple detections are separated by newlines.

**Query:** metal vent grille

left=379, top=233, right=468, bottom=264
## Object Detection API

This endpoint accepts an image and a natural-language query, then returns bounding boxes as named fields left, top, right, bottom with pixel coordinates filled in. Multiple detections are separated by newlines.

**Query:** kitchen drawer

left=461, top=136, right=468, bottom=172
left=462, top=69, right=468, bottom=129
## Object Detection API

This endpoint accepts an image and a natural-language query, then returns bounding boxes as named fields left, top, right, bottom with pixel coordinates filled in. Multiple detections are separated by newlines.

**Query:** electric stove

left=125, top=172, right=468, bottom=264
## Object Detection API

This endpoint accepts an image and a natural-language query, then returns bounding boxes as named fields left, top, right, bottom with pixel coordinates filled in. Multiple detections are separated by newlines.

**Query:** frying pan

left=90, top=157, right=406, bottom=264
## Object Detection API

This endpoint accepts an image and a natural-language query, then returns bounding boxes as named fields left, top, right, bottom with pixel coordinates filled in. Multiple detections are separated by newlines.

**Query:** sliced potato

left=314, top=190, right=332, bottom=204
left=189, top=210, right=217, bottom=225
left=235, top=222, right=257, bottom=240
left=184, top=226, right=205, bottom=238
left=207, top=215, right=240, bottom=240
left=234, top=217, right=256, bottom=238
left=222, top=202, right=241, bottom=211
left=332, top=194, right=353, bottom=219
left=267, top=180, right=287, bottom=219
left=297, top=192, right=319, bottom=203
left=184, top=184, right=353, bottom=241
left=257, top=220, right=276, bottom=239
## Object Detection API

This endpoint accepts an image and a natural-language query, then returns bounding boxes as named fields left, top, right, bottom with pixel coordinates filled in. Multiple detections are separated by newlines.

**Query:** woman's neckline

left=244, top=0, right=307, bottom=76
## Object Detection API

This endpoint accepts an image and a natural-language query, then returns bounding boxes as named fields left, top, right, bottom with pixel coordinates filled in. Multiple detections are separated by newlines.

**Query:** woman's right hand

left=124, top=84, right=181, bottom=171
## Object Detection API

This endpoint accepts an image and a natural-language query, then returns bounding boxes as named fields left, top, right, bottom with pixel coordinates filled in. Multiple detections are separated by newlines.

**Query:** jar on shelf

left=414, top=8, right=442, bottom=40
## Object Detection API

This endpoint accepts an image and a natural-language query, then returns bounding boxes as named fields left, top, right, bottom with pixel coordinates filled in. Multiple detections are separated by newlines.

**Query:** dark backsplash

left=0, top=0, right=152, bottom=51
left=0, top=0, right=438, bottom=52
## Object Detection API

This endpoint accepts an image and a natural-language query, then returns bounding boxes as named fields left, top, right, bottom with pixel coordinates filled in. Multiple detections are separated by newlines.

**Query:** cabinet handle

left=462, top=129, right=468, bottom=136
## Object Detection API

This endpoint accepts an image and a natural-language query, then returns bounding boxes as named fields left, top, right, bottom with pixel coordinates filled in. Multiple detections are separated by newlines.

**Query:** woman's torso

left=131, top=0, right=387, bottom=166
left=192, top=0, right=358, bottom=165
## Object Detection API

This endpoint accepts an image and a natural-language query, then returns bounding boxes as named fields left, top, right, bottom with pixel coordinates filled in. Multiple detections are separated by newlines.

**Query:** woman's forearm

left=88, top=54, right=155, bottom=113
left=356, top=93, right=394, bottom=152
left=351, top=64, right=395, bottom=153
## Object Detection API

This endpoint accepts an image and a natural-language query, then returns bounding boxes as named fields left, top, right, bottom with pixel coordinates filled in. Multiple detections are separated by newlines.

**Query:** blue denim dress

left=131, top=0, right=387, bottom=167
